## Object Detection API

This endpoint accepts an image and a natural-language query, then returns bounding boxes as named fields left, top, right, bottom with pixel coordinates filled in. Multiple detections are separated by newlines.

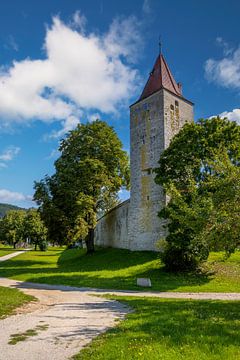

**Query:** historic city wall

left=94, top=199, right=130, bottom=249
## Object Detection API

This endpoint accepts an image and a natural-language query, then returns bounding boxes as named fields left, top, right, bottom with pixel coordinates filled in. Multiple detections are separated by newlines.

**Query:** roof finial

left=159, top=35, right=162, bottom=55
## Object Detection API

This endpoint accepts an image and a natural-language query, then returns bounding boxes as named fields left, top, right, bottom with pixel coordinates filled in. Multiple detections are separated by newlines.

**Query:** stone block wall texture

left=128, top=89, right=193, bottom=251
left=95, top=88, right=193, bottom=252
left=95, top=199, right=130, bottom=249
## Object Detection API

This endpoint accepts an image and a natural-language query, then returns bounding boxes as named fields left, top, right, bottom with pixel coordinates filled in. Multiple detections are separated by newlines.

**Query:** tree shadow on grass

left=117, top=298, right=240, bottom=348
left=0, top=247, right=214, bottom=292
left=57, top=247, right=159, bottom=271
left=7, top=268, right=211, bottom=292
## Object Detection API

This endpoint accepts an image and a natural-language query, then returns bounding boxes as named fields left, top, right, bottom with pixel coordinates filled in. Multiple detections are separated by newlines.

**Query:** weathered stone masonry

left=95, top=53, right=194, bottom=251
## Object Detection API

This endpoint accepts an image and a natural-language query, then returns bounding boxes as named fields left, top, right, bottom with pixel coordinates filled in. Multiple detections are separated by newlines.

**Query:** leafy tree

left=24, top=209, right=47, bottom=251
left=158, top=181, right=212, bottom=271
left=156, top=117, right=240, bottom=191
left=1, top=210, right=26, bottom=248
left=34, top=120, right=130, bottom=253
left=155, top=117, right=240, bottom=271
left=33, top=176, right=68, bottom=246
left=196, top=156, right=240, bottom=257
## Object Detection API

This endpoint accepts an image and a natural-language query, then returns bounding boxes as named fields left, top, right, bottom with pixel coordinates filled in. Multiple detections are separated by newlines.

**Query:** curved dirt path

left=0, top=278, right=129, bottom=360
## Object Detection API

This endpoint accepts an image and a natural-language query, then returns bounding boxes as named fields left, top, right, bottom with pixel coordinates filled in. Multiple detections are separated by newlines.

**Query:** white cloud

left=216, top=37, right=233, bottom=56
left=47, top=148, right=60, bottom=159
left=48, top=115, right=80, bottom=139
left=0, top=145, right=20, bottom=162
left=142, top=0, right=151, bottom=14
left=87, top=113, right=101, bottom=122
left=71, top=10, right=87, bottom=32
left=205, top=45, right=240, bottom=89
left=0, top=189, right=32, bottom=203
left=219, top=108, right=240, bottom=125
left=4, top=35, right=19, bottom=52
left=103, top=16, right=143, bottom=63
left=0, top=14, right=141, bottom=137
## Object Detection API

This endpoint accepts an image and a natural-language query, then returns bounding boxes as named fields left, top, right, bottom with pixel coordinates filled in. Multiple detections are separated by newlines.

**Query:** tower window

left=175, top=101, right=179, bottom=120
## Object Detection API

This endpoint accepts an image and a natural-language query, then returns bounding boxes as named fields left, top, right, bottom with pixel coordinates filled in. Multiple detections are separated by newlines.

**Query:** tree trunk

left=86, top=228, right=95, bottom=254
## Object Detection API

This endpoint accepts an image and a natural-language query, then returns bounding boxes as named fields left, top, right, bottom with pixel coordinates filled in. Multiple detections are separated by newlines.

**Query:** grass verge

left=0, top=246, right=18, bottom=257
left=0, top=247, right=239, bottom=292
left=0, top=286, right=36, bottom=319
left=73, top=297, right=240, bottom=360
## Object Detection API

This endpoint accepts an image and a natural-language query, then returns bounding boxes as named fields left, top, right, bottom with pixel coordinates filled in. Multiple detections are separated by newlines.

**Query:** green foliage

left=0, top=209, right=47, bottom=250
left=24, top=209, right=47, bottom=250
left=156, top=117, right=240, bottom=190
left=155, top=117, right=240, bottom=271
left=34, top=120, right=130, bottom=252
left=38, top=240, right=48, bottom=251
left=196, top=158, right=240, bottom=257
left=0, top=210, right=26, bottom=248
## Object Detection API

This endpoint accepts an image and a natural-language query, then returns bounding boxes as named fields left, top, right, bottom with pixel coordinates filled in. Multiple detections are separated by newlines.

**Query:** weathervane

left=159, top=35, right=162, bottom=55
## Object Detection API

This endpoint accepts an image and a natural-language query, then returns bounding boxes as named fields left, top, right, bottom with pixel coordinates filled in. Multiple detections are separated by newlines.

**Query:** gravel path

left=0, top=278, right=129, bottom=360
left=0, top=250, right=29, bottom=262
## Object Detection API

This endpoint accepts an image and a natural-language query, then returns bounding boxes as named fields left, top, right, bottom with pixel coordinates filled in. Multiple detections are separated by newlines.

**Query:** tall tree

left=34, top=120, right=130, bottom=253
left=155, top=117, right=240, bottom=270
left=24, top=209, right=47, bottom=250
left=1, top=210, right=26, bottom=248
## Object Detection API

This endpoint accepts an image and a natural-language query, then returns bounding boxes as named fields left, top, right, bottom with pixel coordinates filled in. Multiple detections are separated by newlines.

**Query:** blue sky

left=0, top=0, right=239, bottom=207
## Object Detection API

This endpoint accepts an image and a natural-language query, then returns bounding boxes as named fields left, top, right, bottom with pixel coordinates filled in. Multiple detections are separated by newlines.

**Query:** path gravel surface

left=0, top=278, right=129, bottom=360
left=0, top=250, right=29, bottom=262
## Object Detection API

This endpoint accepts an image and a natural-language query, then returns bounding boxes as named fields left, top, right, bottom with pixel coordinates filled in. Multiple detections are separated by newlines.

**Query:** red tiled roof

left=139, top=54, right=182, bottom=101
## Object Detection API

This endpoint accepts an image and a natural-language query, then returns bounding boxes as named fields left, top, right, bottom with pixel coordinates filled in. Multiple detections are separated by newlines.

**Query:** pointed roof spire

left=139, top=53, right=183, bottom=101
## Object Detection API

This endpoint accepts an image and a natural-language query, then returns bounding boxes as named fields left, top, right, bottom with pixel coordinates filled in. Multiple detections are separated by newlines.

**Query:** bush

left=158, top=237, right=209, bottom=272
left=39, top=240, right=48, bottom=251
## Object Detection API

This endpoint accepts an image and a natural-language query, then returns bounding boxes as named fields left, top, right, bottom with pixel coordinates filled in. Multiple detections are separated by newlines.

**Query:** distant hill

left=0, top=203, right=26, bottom=218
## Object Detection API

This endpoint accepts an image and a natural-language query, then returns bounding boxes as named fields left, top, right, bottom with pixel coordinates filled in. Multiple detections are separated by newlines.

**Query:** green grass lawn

left=73, top=297, right=240, bottom=360
left=0, top=247, right=239, bottom=292
left=0, top=286, right=35, bottom=319
left=0, top=246, right=18, bottom=257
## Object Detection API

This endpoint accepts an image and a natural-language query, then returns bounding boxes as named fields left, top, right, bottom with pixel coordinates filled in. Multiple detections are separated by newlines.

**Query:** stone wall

left=163, top=89, right=194, bottom=148
left=95, top=199, right=130, bottom=249
left=95, top=89, right=194, bottom=252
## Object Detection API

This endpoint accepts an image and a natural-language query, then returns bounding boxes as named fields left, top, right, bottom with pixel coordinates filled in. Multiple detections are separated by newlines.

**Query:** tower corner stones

left=95, top=52, right=194, bottom=251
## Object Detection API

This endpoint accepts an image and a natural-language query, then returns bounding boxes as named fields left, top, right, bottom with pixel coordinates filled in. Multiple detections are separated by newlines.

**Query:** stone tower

left=128, top=53, right=194, bottom=251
